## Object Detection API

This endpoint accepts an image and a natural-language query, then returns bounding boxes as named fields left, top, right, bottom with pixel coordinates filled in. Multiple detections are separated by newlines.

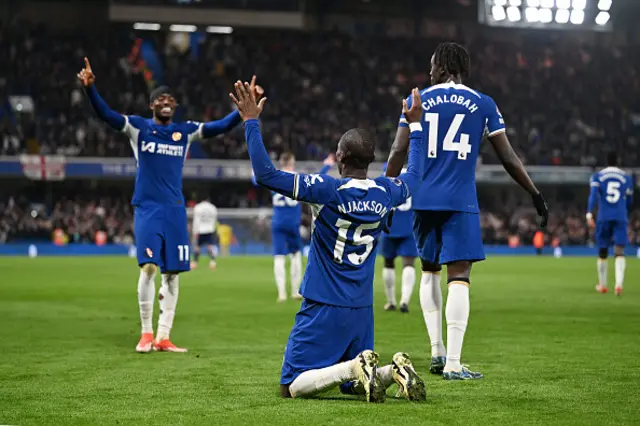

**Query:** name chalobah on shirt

left=141, top=141, right=184, bottom=157
left=422, top=94, right=479, bottom=114
left=337, top=200, right=389, bottom=218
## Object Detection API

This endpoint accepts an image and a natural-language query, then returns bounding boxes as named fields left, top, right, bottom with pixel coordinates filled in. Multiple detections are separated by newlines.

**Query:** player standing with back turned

left=386, top=43, right=549, bottom=380
left=78, top=58, right=261, bottom=353
left=587, top=152, right=632, bottom=296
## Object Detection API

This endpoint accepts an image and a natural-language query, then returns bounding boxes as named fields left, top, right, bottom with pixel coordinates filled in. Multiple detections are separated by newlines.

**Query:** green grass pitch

left=2, top=255, right=640, bottom=425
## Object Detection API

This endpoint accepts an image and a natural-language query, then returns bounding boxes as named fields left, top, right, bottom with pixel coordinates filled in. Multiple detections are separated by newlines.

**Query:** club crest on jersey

left=146, top=248, right=153, bottom=258
left=172, top=132, right=182, bottom=142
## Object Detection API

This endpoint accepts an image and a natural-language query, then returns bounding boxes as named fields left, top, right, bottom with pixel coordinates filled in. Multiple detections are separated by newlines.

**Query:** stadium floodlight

left=555, top=8, right=570, bottom=23
left=570, top=9, right=585, bottom=24
left=133, top=22, right=161, bottom=31
left=595, top=10, right=610, bottom=25
left=556, top=0, right=570, bottom=9
left=494, top=0, right=507, bottom=6
left=539, top=7, right=553, bottom=22
left=492, top=5, right=507, bottom=20
left=540, top=0, right=554, bottom=7
left=527, top=0, right=540, bottom=6
left=598, top=0, right=612, bottom=11
left=525, top=7, right=540, bottom=22
left=572, top=0, right=587, bottom=10
left=509, top=0, right=522, bottom=6
left=507, top=6, right=522, bottom=21
left=206, top=26, right=233, bottom=34
left=169, top=24, right=197, bottom=32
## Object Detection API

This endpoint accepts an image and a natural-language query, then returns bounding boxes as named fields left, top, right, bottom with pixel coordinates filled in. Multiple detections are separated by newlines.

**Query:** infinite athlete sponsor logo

left=141, top=141, right=184, bottom=157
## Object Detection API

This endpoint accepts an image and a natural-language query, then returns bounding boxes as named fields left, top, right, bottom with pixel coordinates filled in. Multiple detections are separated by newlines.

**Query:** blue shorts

left=134, top=205, right=190, bottom=273
left=413, top=210, right=485, bottom=265
left=272, top=227, right=302, bottom=256
left=379, top=234, right=418, bottom=259
left=197, top=232, right=218, bottom=246
left=596, top=220, right=628, bottom=248
left=281, top=300, right=374, bottom=385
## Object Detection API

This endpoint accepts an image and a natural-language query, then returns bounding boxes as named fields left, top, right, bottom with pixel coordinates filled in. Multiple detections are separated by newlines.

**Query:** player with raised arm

left=231, top=81, right=427, bottom=402
left=78, top=58, right=260, bottom=353
left=379, top=163, right=418, bottom=313
left=191, top=196, right=219, bottom=270
left=261, top=153, right=335, bottom=303
left=587, top=152, right=632, bottom=296
left=386, top=43, right=549, bottom=380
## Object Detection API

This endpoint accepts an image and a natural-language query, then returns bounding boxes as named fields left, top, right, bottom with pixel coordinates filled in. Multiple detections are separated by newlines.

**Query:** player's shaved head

left=336, top=128, right=376, bottom=176
left=431, top=42, right=470, bottom=85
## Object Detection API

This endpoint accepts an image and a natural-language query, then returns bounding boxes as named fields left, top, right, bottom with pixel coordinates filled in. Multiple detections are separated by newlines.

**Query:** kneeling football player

left=231, top=81, right=428, bottom=402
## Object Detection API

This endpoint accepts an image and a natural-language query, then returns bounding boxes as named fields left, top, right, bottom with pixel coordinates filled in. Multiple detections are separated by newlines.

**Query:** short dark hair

left=433, top=42, right=470, bottom=79
left=338, top=128, right=376, bottom=169
left=606, top=151, right=618, bottom=167
left=279, top=152, right=295, bottom=164
left=149, top=85, right=174, bottom=103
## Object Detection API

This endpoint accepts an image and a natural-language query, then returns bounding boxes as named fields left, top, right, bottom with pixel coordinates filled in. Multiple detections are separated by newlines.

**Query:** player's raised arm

left=586, top=174, right=600, bottom=228
left=200, top=76, right=264, bottom=139
left=385, top=94, right=412, bottom=178
left=488, top=130, right=549, bottom=228
left=318, top=154, right=336, bottom=175
left=395, top=88, right=425, bottom=199
left=231, top=81, right=336, bottom=205
left=77, top=57, right=126, bottom=131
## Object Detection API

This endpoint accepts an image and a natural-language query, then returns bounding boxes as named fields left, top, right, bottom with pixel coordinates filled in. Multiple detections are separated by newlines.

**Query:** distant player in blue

left=255, top=153, right=334, bottom=302
left=386, top=43, right=548, bottom=380
left=587, top=152, right=633, bottom=296
left=379, top=163, right=418, bottom=313
left=231, top=81, right=427, bottom=402
left=79, top=57, right=261, bottom=353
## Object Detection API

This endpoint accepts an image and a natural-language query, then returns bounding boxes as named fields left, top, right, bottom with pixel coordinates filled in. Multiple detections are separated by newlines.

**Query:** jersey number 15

left=333, top=219, right=379, bottom=265
left=424, top=113, right=471, bottom=160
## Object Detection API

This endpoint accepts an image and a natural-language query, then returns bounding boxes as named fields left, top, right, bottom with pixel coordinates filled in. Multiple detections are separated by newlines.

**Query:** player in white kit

left=191, top=197, right=219, bottom=270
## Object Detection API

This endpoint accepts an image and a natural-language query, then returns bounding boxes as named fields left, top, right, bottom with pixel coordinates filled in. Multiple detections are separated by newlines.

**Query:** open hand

left=402, top=87, right=422, bottom=123
left=323, top=153, right=336, bottom=167
left=229, top=80, right=267, bottom=121
left=77, top=57, right=96, bottom=87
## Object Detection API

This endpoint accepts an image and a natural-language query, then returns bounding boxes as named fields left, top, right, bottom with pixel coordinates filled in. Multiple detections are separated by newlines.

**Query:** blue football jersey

left=399, top=82, right=505, bottom=213
left=588, top=167, right=633, bottom=222
left=297, top=176, right=411, bottom=307
left=271, top=188, right=302, bottom=231
left=123, top=116, right=204, bottom=206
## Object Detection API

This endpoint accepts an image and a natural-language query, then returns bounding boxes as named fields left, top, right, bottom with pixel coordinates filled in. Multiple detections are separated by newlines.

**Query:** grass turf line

left=1, top=256, right=639, bottom=425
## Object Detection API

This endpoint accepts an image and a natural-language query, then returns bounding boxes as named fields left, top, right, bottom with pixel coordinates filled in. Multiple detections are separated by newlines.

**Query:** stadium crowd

left=1, top=22, right=640, bottom=165
left=4, top=190, right=640, bottom=248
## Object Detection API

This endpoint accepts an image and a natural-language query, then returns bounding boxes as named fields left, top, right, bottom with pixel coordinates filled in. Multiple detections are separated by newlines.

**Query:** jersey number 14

left=424, top=113, right=471, bottom=160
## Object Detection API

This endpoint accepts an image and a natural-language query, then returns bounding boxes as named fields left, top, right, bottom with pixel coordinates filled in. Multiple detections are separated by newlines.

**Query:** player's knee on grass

left=383, top=258, right=395, bottom=269
left=446, top=261, right=472, bottom=282
left=402, top=257, right=416, bottom=268
left=141, top=263, right=157, bottom=277
left=599, top=248, right=609, bottom=259
left=614, top=245, right=624, bottom=257
left=420, top=259, right=442, bottom=273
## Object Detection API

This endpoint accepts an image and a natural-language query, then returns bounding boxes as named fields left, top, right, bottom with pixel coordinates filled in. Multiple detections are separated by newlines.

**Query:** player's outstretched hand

left=532, top=192, right=549, bottom=229
left=77, top=57, right=96, bottom=87
left=323, top=153, right=336, bottom=167
left=402, top=87, right=422, bottom=123
left=249, top=75, right=265, bottom=100
left=229, top=80, right=267, bottom=121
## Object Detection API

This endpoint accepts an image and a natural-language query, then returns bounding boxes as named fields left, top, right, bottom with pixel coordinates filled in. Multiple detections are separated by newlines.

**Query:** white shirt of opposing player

left=193, top=201, right=218, bottom=234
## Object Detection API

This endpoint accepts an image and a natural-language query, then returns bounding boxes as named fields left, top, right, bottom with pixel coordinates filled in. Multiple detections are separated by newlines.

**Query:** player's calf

left=137, top=263, right=157, bottom=350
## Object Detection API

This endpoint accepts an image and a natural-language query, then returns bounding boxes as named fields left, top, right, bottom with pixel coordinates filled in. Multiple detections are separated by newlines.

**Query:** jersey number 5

left=333, top=219, right=380, bottom=265
left=424, top=113, right=471, bottom=160
left=606, top=181, right=621, bottom=203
